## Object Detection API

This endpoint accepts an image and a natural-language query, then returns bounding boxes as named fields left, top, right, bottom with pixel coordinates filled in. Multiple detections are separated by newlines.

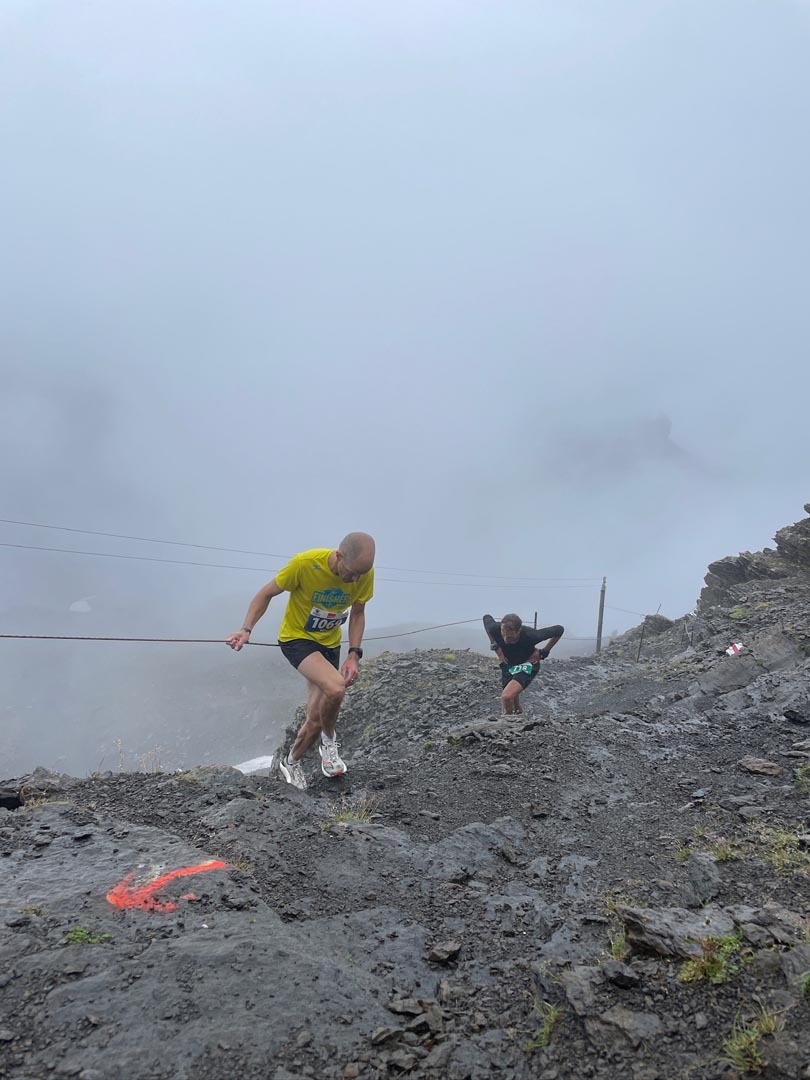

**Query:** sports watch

left=348, top=646, right=364, bottom=659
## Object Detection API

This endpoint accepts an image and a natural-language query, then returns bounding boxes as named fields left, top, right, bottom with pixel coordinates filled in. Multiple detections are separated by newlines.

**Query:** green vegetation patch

left=709, top=839, right=737, bottom=862
left=603, top=886, right=642, bottom=916
left=321, top=795, right=377, bottom=830
left=607, top=928, right=628, bottom=961
left=65, top=926, right=113, bottom=945
left=678, top=933, right=743, bottom=985
left=522, top=998, right=561, bottom=1051
left=793, top=763, right=810, bottom=793
left=691, top=826, right=738, bottom=862
left=720, top=1000, right=783, bottom=1075
left=749, top=822, right=810, bottom=876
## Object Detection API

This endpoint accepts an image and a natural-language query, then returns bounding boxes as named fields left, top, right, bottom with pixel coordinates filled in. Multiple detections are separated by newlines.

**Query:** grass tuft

left=720, top=1000, right=783, bottom=1074
left=750, top=822, right=810, bottom=876
left=793, top=763, right=810, bottom=792
left=602, top=887, right=641, bottom=917
left=709, top=839, right=737, bottom=862
left=607, top=928, right=628, bottom=961
left=678, top=933, right=742, bottom=985
left=721, top=1015, right=766, bottom=1074
left=750, top=997, right=781, bottom=1037
left=522, top=998, right=561, bottom=1051
left=65, top=926, right=113, bottom=945
left=321, top=795, right=376, bottom=830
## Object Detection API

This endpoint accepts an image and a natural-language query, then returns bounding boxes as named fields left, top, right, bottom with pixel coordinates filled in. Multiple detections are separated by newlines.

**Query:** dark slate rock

left=560, top=966, right=602, bottom=1016
left=602, top=959, right=641, bottom=988
left=597, top=1005, right=663, bottom=1047
left=615, top=904, right=735, bottom=959
left=429, top=940, right=462, bottom=965
left=684, top=852, right=721, bottom=907
left=780, top=943, right=810, bottom=992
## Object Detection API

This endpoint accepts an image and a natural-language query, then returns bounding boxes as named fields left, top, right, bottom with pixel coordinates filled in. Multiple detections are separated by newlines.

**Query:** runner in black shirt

left=483, top=613, right=564, bottom=715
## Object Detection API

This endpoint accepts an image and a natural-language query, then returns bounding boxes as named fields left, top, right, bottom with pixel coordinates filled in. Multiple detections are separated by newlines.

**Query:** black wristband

left=348, top=646, right=363, bottom=659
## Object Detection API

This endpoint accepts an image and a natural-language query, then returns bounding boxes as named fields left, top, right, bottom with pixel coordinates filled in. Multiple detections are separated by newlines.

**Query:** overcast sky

left=2, top=0, right=809, bottom=656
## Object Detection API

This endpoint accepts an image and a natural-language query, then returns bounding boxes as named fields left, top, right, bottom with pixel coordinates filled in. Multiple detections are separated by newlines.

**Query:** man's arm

left=483, top=614, right=507, bottom=664
left=528, top=624, right=565, bottom=659
left=342, top=601, right=367, bottom=686
left=347, top=601, right=366, bottom=650
left=226, top=579, right=286, bottom=651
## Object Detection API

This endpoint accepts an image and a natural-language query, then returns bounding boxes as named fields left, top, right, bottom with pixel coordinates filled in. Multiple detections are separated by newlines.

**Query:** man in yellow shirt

left=226, top=532, right=375, bottom=790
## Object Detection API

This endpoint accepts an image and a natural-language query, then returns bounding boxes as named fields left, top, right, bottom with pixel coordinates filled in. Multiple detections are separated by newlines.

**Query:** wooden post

left=533, top=611, right=537, bottom=629
left=595, top=577, right=606, bottom=654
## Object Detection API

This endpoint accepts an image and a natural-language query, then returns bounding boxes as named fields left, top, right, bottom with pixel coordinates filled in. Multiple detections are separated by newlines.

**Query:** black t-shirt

left=482, top=614, right=564, bottom=666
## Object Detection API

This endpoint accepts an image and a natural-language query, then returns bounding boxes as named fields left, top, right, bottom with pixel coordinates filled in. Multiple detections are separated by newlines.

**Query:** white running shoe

left=319, top=741, right=347, bottom=778
left=279, top=755, right=308, bottom=790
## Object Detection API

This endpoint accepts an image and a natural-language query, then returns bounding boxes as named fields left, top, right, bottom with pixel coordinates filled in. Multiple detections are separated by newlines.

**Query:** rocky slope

left=2, top=506, right=810, bottom=1080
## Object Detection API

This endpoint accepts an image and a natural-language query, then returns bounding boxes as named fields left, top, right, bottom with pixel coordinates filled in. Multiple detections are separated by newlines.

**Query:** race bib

left=508, top=663, right=534, bottom=676
left=304, top=606, right=349, bottom=633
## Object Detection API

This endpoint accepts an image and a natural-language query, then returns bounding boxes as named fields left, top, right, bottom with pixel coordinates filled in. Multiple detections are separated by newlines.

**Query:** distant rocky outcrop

left=775, top=503, right=810, bottom=569
left=700, top=503, right=810, bottom=608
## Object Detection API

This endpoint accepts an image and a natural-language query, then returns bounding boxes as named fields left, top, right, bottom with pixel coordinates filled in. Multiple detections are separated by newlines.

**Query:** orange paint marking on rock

left=106, top=859, right=227, bottom=912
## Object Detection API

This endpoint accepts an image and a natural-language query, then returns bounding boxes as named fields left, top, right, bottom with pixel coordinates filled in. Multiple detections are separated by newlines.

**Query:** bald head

left=339, top=532, right=375, bottom=565
left=333, top=532, right=375, bottom=582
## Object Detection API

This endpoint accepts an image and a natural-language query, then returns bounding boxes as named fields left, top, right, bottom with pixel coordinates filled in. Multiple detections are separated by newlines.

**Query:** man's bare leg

left=501, top=679, right=523, bottom=715
left=304, top=679, right=325, bottom=733
left=289, top=652, right=345, bottom=760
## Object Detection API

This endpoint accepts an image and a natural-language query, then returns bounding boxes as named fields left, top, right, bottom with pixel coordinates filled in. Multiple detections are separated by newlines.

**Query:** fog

left=2, top=0, right=808, bottom=775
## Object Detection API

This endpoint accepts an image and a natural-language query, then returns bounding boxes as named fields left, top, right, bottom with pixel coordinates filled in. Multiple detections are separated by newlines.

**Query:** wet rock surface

left=2, top=505, right=810, bottom=1079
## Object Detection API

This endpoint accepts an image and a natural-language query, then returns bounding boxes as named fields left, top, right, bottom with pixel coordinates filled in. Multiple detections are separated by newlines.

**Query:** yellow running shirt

left=275, top=548, right=374, bottom=647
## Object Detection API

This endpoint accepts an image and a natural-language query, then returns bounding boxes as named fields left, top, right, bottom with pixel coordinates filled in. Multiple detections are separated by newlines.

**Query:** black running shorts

left=500, top=662, right=539, bottom=690
left=279, top=639, right=341, bottom=671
